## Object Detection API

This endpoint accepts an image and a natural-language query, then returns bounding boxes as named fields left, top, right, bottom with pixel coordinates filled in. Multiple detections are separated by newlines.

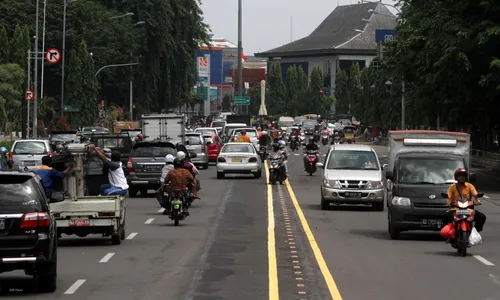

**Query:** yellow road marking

left=265, top=161, right=279, bottom=300
left=285, top=180, right=343, bottom=300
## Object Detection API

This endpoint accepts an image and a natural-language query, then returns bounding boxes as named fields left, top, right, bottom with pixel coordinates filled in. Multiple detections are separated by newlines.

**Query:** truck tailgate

left=50, top=196, right=122, bottom=218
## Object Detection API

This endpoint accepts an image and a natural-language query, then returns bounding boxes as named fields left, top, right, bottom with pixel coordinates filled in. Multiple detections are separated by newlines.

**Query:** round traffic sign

left=25, top=90, right=34, bottom=101
left=46, top=48, right=61, bottom=64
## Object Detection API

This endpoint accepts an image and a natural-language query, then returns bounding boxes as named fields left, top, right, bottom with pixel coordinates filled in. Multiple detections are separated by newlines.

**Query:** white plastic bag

left=469, top=227, right=482, bottom=246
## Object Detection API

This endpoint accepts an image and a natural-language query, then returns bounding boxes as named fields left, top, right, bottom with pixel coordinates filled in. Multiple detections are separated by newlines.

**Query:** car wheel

left=217, top=172, right=225, bottom=179
left=372, top=201, right=384, bottom=211
left=37, top=248, right=57, bottom=293
left=321, top=198, right=330, bottom=210
left=139, top=188, right=148, bottom=196
left=203, top=163, right=209, bottom=169
left=128, top=186, right=138, bottom=198
left=388, top=215, right=400, bottom=240
left=119, top=220, right=126, bottom=240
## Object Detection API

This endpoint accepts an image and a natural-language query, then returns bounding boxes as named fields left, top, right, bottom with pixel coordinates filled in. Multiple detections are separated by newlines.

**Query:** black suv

left=0, top=171, right=62, bottom=293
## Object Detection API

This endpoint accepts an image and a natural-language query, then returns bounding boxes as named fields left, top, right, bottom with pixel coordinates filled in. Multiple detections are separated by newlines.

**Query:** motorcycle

left=331, top=136, right=342, bottom=145
left=313, top=131, right=320, bottom=143
left=305, top=150, right=319, bottom=176
left=321, top=134, right=329, bottom=146
left=168, top=189, right=189, bottom=226
left=268, top=155, right=285, bottom=185
left=257, top=144, right=267, bottom=162
left=289, top=135, right=299, bottom=151
left=440, top=192, right=484, bottom=256
left=184, top=183, right=196, bottom=207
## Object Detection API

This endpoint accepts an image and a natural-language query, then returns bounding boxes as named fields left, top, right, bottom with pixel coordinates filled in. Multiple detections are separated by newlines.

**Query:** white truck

left=49, top=143, right=126, bottom=245
left=140, top=113, right=186, bottom=142
left=384, top=130, right=472, bottom=239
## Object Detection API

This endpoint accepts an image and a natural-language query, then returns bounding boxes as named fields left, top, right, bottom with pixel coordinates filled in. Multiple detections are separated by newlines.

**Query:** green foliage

left=267, top=62, right=287, bottom=114
left=0, top=64, right=24, bottom=133
left=0, top=26, right=9, bottom=64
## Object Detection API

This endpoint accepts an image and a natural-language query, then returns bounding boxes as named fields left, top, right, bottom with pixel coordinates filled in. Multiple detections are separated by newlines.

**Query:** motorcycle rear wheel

left=457, top=231, right=469, bottom=257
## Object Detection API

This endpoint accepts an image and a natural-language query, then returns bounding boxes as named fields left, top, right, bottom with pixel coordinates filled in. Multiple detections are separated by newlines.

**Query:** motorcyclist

left=303, top=137, right=320, bottom=170
left=160, top=154, right=176, bottom=185
left=176, top=151, right=201, bottom=192
left=278, top=140, right=289, bottom=177
left=267, top=143, right=286, bottom=184
left=443, top=168, right=486, bottom=235
left=163, top=158, right=198, bottom=213
left=259, top=131, right=271, bottom=147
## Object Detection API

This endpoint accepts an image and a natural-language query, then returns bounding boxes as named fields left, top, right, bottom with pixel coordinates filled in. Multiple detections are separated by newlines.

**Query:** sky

left=200, top=0, right=398, bottom=55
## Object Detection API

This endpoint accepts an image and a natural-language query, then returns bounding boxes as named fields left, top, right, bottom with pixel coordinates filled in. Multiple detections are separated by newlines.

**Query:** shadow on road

left=0, top=276, right=38, bottom=295
left=58, top=237, right=114, bottom=247
left=349, top=228, right=444, bottom=242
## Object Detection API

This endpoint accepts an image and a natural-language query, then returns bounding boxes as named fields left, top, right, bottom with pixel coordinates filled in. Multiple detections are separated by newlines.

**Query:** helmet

left=278, top=140, right=286, bottom=146
left=176, top=151, right=186, bottom=160
left=55, top=144, right=64, bottom=153
left=241, top=130, right=246, bottom=134
left=257, top=127, right=261, bottom=130
left=309, top=137, right=314, bottom=143
left=454, top=168, right=467, bottom=180
left=165, top=154, right=175, bottom=164
left=173, top=158, right=184, bottom=168
left=272, top=143, right=280, bottom=151
left=137, top=133, right=143, bottom=140
left=0, top=146, right=7, bottom=152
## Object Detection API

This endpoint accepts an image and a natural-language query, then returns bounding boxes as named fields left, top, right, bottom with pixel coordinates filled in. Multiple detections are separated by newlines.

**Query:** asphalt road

left=2, top=143, right=500, bottom=299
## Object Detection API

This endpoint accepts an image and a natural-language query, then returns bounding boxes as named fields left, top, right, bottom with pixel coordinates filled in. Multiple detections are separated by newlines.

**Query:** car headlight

left=366, top=181, right=383, bottom=189
left=392, top=197, right=411, bottom=206
left=323, top=180, right=341, bottom=188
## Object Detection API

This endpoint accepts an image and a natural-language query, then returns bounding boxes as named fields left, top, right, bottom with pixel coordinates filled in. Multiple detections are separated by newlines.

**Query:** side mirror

left=441, top=192, right=448, bottom=198
left=385, top=170, right=394, bottom=180
left=469, top=172, right=477, bottom=183
left=316, top=162, right=324, bottom=168
left=189, top=151, right=197, bottom=158
left=50, top=191, right=65, bottom=203
left=382, top=164, right=388, bottom=170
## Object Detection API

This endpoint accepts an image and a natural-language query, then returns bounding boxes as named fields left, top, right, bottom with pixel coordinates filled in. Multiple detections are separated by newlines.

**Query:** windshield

left=286, top=127, right=299, bottom=133
left=185, top=136, right=202, bottom=145
left=121, top=130, right=141, bottom=138
left=51, top=134, right=77, bottom=142
left=279, top=121, right=294, bottom=127
left=13, top=141, right=47, bottom=155
left=397, top=157, right=464, bottom=184
left=196, top=128, right=216, bottom=135
left=234, top=130, right=257, bottom=138
left=0, top=181, right=44, bottom=213
left=96, top=138, right=125, bottom=148
left=327, top=150, right=379, bottom=170
left=83, top=127, right=109, bottom=133
left=303, top=122, right=316, bottom=128
left=222, top=144, right=254, bottom=153
left=211, top=122, right=225, bottom=128
left=132, top=146, right=176, bottom=157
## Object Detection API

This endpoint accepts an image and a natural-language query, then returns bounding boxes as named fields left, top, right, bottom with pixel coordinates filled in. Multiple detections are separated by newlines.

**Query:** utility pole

left=401, top=80, right=405, bottom=130
left=40, top=0, right=47, bottom=114
left=27, top=50, right=31, bottom=138
left=237, top=0, right=243, bottom=110
left=33, top=0, right=40, bottom=138
left=129, top=80, right=133, bottom=121
left=61, top=0, right=68, bottom=115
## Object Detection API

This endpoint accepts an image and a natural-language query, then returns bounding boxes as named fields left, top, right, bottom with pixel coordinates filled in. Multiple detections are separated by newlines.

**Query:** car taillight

left=20, top=212, right=50, bottom=228
left=217, top=156, right=226, bottom=163
left=47, top=151, right=51, bottom=156
left=208, top=144, right=216, bottom=151
left=248, top=157, right=257, bottom=163
left=127, top=158, right=134, bottom=173
left=231, top=136, right=235, bottom=142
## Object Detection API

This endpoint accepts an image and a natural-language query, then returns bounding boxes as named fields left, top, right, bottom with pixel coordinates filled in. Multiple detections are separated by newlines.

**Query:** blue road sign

left=375, top=29, right=398, bottom=44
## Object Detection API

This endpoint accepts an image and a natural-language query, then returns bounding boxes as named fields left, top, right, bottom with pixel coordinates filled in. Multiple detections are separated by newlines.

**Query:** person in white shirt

left=160, top=154, right=175, bottom=185
left=91, top=146, right=128, bottom=196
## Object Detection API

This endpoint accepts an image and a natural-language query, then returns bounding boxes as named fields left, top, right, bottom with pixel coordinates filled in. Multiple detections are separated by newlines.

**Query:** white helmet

left=165, top=154, right=175, bottom=164
left=278, top=140, right=286, bottom=146
left=176, top=151, right=186, bottom=159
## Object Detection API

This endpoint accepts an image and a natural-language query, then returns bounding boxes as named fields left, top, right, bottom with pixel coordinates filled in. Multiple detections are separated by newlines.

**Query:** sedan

left=216, top=142, right=262, bottom=179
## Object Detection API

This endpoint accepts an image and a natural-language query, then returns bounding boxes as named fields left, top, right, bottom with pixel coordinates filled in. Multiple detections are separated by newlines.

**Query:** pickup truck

left=50, top=143, right=126, bottom=245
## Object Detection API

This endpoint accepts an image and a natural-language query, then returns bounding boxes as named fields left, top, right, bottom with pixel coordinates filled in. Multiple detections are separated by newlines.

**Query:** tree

left=0, top=64, right=24, bottom=134
left=285, top=65, right=298, bottom=115
left=0, top=26, right=9, bottom=64
left=267, top=61, right=287, bottom=115
left=334, top=69, right=349, bottom=115
left=309, top=66, right=326, bottom=114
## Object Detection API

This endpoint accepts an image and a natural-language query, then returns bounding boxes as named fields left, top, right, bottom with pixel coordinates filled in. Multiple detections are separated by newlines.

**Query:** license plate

left=421, top=219, right=443, bottom=227
left=345, top=192, right=361, bottom=198
left=0, top=219, right=4, bottom=230
left=456, top=209, right=471, bottom=215
left=68, top=218, right=90, bottom=227
left=231, top=158, right=242, bottom=163
left=143, top=165, right=162, bottom=172
left=23, top=161, right=36, bottom=166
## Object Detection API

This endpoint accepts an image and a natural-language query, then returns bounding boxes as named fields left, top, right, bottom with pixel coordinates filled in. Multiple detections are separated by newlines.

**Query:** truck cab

left=385, top=130, right=472, bottom=240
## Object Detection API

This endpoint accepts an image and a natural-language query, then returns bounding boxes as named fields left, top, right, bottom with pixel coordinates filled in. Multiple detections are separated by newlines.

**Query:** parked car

left=320, top=144, right=384, bottom=211
left=0, top=171, right=62, bottom=293
left=203, top=133, right=223, bottom=162
left=216, top=142, right=262, bottom=179
left=127, top=140, right=178, bottom=197
left=184, top=133, right=209, bottom=169
left=9, top=139, right=51, bottom=171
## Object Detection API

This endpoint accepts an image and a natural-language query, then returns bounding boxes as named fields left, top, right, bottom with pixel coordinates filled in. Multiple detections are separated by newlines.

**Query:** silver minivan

left=185, top=133, right=209, bottom=169
left=10, top=139, right=51, bottom=170
left=320, top=144, right=384, bottom=211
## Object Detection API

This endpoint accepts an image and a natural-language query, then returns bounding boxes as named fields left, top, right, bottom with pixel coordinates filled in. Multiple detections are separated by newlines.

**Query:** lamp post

left=237, top=0, right=243, bottom=103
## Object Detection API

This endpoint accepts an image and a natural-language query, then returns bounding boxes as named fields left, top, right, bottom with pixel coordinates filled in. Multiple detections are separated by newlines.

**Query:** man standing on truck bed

left=91, top=146, right=129, bottom=196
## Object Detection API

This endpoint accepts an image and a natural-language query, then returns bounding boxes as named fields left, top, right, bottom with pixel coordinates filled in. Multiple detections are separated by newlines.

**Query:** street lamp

left=109, top=12, right=134, bottom=19
left=60, top=0, right=79, bottom=116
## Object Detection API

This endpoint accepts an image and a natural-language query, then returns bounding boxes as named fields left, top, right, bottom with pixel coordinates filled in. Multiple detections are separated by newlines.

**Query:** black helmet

left=173, top=158, right=184, bottom=168
left=272, top=143, right=280, bottom=151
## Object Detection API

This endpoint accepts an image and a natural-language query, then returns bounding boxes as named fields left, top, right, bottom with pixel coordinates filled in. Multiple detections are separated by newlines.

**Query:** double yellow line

left=265, top=161, right=343, bottom=300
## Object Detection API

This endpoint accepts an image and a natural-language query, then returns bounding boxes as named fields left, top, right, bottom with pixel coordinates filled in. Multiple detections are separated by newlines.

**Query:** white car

left=194, top=127, right=218, bottom=136
left=216, top=142, right=262, bottom=179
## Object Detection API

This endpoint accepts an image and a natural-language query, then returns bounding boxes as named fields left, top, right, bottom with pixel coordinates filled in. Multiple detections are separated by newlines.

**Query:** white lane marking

left=489, top=274, right=500, bottom=286
left=99, top=253, right=115, bottom=263
left=294, top=153, right=300, bottom=156
left=126, top=232, right=138, bottom=240
left=474, top=255, right=495, bottom=266
left=322, top=154, right=326, bottom=156
left=64, top=279, right=86, bottom=294
left=484, top=195, right=490, bottom=199
left=158, top=208, right=165, bottom=213
left=145, top=218, right=154, bottom=224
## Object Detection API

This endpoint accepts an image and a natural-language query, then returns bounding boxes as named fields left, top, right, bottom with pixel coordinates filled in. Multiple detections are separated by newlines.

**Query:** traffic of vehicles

left=0, top=112, right=495, bottom=297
